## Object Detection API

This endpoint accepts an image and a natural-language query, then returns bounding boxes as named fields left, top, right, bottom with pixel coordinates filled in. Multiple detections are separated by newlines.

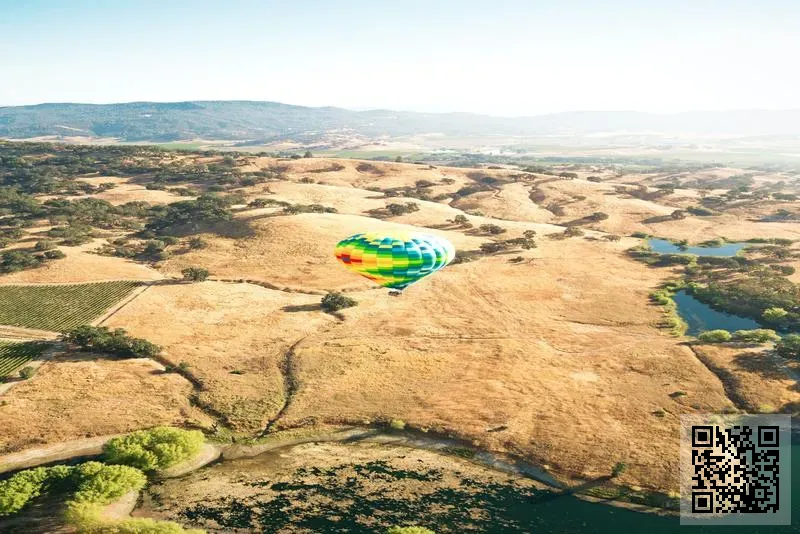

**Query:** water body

left=673, top=290, right=761, bottom=336
left=648, top=239, right=747, bottom=257
left=135, top=440, right=800, bottom=534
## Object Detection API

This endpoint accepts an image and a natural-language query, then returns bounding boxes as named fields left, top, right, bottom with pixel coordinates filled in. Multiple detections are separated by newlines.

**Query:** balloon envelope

left=334, top=231, right=456, bottom=290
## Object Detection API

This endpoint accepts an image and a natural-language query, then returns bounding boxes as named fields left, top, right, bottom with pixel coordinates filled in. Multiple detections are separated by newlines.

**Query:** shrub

left=522, top=230, right=537, bottom=239
left=479, top=224, right=506, bottom=235
left=188, top=237, right=208, bottom=249
left=19, top=366, right=36, bottom=379
left=587, top=176, right=602, bottom=182
left=563, top=227, right=584, bottom=238
left=732, top=329, right=780, bottom=344
left=611, top=462, right=627, bottom=477
left=763, top=307, right=789, bottom=324
left=181, top=266, right=210, bottom=282
left=697, top=330, right=732, bottom=343
left=776, top=334, right=800, bottom=359
left=631, top=232, right=651, bottom=239
left=43, top=249, right=66, bottom=259
left=161, top=236, right=180, bottom=246
left=389, top=419, right=406, bottom=430
left=103, top=427, right=204, bottom=472
left=386, top=202, right=420, bottom=216
left=321, top=292, right=358, bottom=312
left=34, top=239, right=57, bottom=251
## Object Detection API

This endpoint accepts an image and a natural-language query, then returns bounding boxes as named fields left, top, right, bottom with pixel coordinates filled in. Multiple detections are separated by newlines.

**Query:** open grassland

left=104, top=281, right=335, bottom=433
left=0, top=355, right=207, bottom=454
left=0, top=341, right=47, bottom=377
left=0, top=239, right=164, bottom=285
left=1, top=145, right=798, bottom=497
left=0, top=281, right=140, bottom=331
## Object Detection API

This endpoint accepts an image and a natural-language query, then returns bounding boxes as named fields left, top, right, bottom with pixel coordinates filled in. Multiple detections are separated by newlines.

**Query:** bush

left=776, top=334, right=800, bottom=359
left=188, top=237, right=208, bottom=249
left=587, top=176, right=602, bottom=183
left=103, top=427, right=204, bottom=472
left=732, top=329, right=780, bottom=344
left=389, top=419, right=406, bottom=431
left=453, top=214, right=469, bottom=226
left=763, top=307, right=789, bottom=324
left=563, top=227, right=584, bottom=238
left=386, top=202, right=420, bottom=216
left=479, top=224, right=506, bottom=235
left=19, top=365, right=36, bottom=379
left=43, top=249, right=66, bottom=259
left=321, top=292, right=358, bottom=312
left=697, top=330, right=732, bottom=343
left=181, top=266, right=209, bottom=282
left=34, top=239, right=57, bottom=251
left=61, top=326, right=162, bottom=359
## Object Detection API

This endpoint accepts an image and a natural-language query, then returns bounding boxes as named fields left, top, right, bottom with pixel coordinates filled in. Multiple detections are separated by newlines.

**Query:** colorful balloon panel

left=334, top=231, right=456, bottom=289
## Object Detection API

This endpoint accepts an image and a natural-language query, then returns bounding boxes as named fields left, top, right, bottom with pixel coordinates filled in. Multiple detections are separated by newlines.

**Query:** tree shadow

left=282, top=303, right=322, bottom=313
left=641, top=215, right=673, bottom=224
left=731, top=351, right=793, bottom=380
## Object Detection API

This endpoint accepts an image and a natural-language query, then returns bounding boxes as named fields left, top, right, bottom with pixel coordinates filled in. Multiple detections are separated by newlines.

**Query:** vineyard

left=0, top=281, right=141, bottom=331
left=0, top=341, right=48, bottom=377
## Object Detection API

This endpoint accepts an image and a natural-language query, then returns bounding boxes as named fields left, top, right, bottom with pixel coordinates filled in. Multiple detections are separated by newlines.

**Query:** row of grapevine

left=0, top=341, right=48, bottom=377
left=0, top=281, right=141, bottom=332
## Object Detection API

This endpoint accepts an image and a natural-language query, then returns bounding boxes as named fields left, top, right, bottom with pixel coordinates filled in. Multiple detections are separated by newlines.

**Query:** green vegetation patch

left=0, top=281, right=140, bottom=331
left=0, top=340, right=48, bottom=377
left=103, top=426, right=205, bottom=471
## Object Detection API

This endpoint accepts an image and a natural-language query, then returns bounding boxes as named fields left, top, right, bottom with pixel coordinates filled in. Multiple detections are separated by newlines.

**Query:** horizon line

left=1, top=100, right=799, bottom=119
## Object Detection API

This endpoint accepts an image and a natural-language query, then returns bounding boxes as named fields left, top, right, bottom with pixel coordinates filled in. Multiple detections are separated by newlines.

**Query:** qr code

left=681, top=414, right=791, bottom=526
left=691, top=424, right=779, bottom=513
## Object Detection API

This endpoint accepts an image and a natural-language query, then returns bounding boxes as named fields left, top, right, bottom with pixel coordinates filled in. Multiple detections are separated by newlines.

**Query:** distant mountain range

left=1, top=101, right=799, bottom=142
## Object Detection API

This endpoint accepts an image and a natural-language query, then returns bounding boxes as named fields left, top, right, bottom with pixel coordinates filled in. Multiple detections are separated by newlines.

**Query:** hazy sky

left=2, top=0, right=799, bottom=115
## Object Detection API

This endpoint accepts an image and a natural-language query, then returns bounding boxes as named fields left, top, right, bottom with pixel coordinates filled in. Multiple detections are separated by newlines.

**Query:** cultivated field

left=0, top=341, right=47, bottom=377
left=0, top=281, right=140, bottom=331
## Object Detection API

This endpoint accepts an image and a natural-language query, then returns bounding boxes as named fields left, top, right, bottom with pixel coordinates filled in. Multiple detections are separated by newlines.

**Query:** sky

left=1, top=0, right=799, bottom=116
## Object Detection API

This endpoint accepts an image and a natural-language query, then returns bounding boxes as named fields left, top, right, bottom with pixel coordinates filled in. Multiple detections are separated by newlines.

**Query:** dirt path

left=0, top=434, right=121, bottom=474
left=0, top=325, right=59, bottom=341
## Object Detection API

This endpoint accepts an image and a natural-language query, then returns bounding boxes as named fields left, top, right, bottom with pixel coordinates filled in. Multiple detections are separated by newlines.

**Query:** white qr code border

left=680, top=414, right=792, bottom=526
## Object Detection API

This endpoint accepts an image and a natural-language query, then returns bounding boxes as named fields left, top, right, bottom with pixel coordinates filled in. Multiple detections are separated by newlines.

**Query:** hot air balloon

left=334, top=231, right=456, bottom=295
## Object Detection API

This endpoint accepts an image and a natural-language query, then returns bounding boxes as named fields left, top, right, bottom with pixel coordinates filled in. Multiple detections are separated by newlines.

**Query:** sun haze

left=2, top=0, right=799, bottom=114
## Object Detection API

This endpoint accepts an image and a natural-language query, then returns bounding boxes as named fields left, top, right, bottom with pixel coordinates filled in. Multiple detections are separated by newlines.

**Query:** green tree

left=453, top=214, right=469, bottom=226
left=697, top=330, right=732, bottom=343
left=181, top=266, right=210, bottom=282
left=303, top=150, right=313, bottom=158
left=763, top=307, right=789, bottom=324
left=103, top=427, right=204, bottom=472
left=321, top=292, right=358, bottom=312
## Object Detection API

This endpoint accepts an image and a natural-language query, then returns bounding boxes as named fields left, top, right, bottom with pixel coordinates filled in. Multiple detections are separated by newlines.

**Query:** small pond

left=648, top=239, right=747, bottom=257
left=673, top=290, right=761, bottom=336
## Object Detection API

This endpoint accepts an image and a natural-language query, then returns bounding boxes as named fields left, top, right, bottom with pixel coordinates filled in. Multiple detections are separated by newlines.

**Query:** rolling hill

left=1, top=101, right=800, bottom=142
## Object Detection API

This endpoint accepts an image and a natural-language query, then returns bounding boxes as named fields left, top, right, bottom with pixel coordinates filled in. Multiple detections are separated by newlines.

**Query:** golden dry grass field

left=1, top=152, right=798, bottom=497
